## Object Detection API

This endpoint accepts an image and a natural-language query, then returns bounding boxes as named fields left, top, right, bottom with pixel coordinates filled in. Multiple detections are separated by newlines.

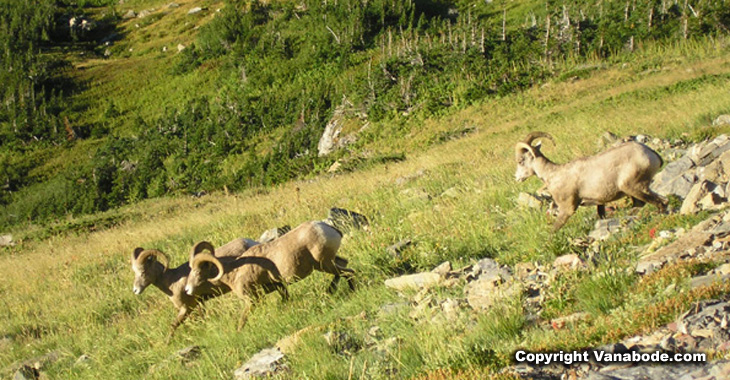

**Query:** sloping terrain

left=1, top=35, right=730, bottom=378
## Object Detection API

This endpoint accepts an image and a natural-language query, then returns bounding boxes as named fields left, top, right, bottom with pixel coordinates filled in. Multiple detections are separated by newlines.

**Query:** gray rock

left=327, top=207, right=369, bottom=232
left=584, top=362, right=715, bottom=380
left=517, top=192, right=548, bottom=209
left=137, top=9, right=152, bottom=18
left=713, top=115, right=730, bottom=127
left=464, top=280, right=521, bottom=311
left=175, top=345, right=201, bottom=362
left=258, top=225, right=291, bottom=243
left=13, top=366, right=38, bottom=380
left=122, top=10, right=136, bottom=19
left=681, top=180, right=717, bottom=214
left=233, top=348, right=287, bottom=379
left=0, top=234, right=14, bottom=246
left=651, top=155, right=697, bottom=198
left=689, top=274, right=730, bottom=290
left=384, top=272, right=440, bottom=291
left=167, top=2, right=180, bottom=8
left=386, top=239, right=411, bottom=258
left=431, top=261, right=452, bottom=277
left=553, top=253, right=583, bottom=270
left=589, top=218, right=623, bottom=240
left=187, top=7, right=203, bottom=15
left=467, top=258, right=512, bottom=283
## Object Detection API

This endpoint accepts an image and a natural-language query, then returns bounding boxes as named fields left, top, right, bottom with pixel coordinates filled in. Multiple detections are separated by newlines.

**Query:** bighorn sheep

left=514, top=132, right=667, bottom=230
left=184, top=221, right=355, bottom=328
left=130, top=238, right=258, bottom=341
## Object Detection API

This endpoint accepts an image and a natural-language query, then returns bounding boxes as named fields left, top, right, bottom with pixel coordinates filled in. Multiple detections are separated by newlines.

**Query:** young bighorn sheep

left=184, top=221, right=355, bottom=328
left=129, top=238, right=258, bottom=341
left=514, top=131, right=667, bottom=230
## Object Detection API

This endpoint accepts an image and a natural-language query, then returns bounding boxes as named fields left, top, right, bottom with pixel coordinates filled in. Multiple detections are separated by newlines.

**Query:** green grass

left=3, top=8, right=730, bottom=380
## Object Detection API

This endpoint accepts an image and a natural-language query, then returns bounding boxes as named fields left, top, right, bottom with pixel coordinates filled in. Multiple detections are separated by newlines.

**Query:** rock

left=517, top=192, right=546, bottom=209
left=465, top=280, right=521, bottom=311
left=258, top=225, right=291, bottom=243
left=13, top=366, right=38, bottom=380
left=137, top=9, right=152, bottom=18
left=699, top=191, right=727, bottom=211
left=122, top=10, right=136, bottom=19
left=233, top=348, right=287, bottom=380
left=317, top=106, right=360, bottom=156
left=589, top=218, right=623, bottom=240
left=168, top=2, right=180, bottom=8
left=431, top=261, right=452, bottom=277
left=681, top=180, right=718, bottom=214
left=637, top=224, right=713, bottom=274
left=175, top=345, right=201, bottom=362
left=386, top=239, right=412, bottom=258
left=326, top=160, right=342, bottom=173
left=467, top=258, right=512, bottom=283
left=584, top=362, right=721, bottom=380
left=553, top=253, right=584, bottom=270
left=689, top=274, right=730, bottom=290
left=440, top=187, right=461, bottom=198
left=384, top=272, right=440, bottom=291
left=715, top=263, right=730, bottom=275
left=0, top=234, right=14, bottom=246
left=74, top=354, right=91, bottom=366
left=651, top=155, right=697, bottom=198
left=177, top=43, right=186, bottom=52
left=187, top=7, right=203, bottom=15
left=713, top=115, right=730, bottom=127
left=597, top=131, right=620, bottom=148
left=326, top=207, right=369, bottom=232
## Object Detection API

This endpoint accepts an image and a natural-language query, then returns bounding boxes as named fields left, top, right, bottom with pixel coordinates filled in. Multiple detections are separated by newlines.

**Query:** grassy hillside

left=2, top=33, right=730, bottom=379
left=3, top=0, right=730, bottom=231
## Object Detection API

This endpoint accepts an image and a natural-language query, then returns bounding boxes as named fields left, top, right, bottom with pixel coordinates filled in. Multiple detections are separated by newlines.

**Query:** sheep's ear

left=132, top=247, right=144, bottom=261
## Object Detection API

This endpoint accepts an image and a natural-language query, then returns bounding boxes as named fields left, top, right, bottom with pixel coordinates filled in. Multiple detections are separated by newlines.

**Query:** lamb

left=129, top=237, right=258, bottom=341
left=184, top=221, right=355, bottom=327
left=514, top=131, right=667, bottom=230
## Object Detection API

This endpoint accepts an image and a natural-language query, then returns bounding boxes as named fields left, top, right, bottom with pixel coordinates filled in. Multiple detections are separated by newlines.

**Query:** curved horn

left=523, top=132, right=554, bottom=146
left=136, top=249, right=169, bottom=270
left=191, top=241, right=215, bottom=261
left=515, top=142, right=536, bottom=158
left=132, top=247, right=144, bottom=263
left=191, top=253, right=225, bottom=283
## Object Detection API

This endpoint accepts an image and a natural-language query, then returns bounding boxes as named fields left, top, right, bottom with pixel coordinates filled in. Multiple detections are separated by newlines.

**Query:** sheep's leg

left=237, top=296, right=253, bottom=332
left=274, top=282, right=289, bottom=301
left=552, top=199, right=578, bottom=231
left=596, top=205, right=606, bottom=219
left=631, top=197, right=646, bottom=208
left=624, top=187, right=667, bottom=212
left=167, top=307, right=191, bottom=343
left=323, top=261, right=355, bottom=293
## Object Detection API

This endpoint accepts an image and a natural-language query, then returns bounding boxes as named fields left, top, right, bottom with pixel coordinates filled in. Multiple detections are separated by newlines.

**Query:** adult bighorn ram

left=130, top=238, right=258, bottom=341
left=184, top=221, right=355, bottom=328
left=514, top=131, right=667, bottom=230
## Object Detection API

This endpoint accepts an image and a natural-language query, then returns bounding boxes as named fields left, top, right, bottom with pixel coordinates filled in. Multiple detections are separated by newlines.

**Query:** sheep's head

left=131, top=248, right=169, bottom=295
left=185, top=241, right=224, bottom=296
left=514, top=132, right=553, bottom=182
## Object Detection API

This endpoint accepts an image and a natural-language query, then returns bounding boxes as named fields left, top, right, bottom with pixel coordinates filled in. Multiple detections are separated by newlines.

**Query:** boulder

left=713, top=114, right=730, bottom=127
left=681, top=180, right=718, bottom=214
left=258, top=225, right=291, bottom=243
left=384, top=272, right=440, bottom=291
left=651, top=155, right=697, bottom=198
left=0, top=234, right=14, bottom=247
left=233, top=348, right=287, bottom=380
left=122, top=10, right=136, bottom=19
